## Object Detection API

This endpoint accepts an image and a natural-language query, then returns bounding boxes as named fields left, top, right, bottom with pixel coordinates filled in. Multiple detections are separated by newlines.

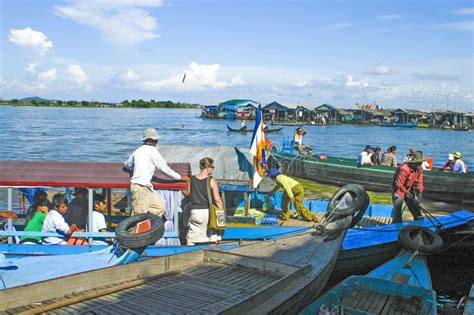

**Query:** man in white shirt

left=452, top=151, right=467, bottom=173
left=124, top=128, right=190, bottom=217
left=92, top=194, right=109, bottom=245
left=358, top=145, right=374, bottom=166
left=42, top=193, right=77, bottom=245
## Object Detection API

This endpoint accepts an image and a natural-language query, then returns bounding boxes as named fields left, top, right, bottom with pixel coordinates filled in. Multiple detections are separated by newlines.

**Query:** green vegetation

left=0, top=97, right=201, bottom=109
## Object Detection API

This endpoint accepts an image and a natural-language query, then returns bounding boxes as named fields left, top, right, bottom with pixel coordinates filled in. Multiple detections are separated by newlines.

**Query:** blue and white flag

left=249, top=104, right=266, bottom=188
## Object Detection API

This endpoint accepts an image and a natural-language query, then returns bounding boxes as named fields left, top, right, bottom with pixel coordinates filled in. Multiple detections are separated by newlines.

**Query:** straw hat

left=143, top=128, right=161, bottom=141
left=453, top=152, right=462, bottom=159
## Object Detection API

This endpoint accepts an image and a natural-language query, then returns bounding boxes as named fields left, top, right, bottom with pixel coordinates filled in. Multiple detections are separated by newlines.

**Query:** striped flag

left=249, top=104, right=266, bottom=188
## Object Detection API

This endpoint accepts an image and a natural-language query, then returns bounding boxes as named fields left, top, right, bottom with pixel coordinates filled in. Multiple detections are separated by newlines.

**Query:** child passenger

left=42, top=193, right=78, bottom=245
left=20, top=198, right=52, bottom=244
left=91, top=193, right=110, bottom=245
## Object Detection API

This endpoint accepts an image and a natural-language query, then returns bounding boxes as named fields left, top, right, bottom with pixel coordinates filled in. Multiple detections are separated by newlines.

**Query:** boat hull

left=274, top=153, right=474, bottom=205
left=226, top=125, right=284, bottom=133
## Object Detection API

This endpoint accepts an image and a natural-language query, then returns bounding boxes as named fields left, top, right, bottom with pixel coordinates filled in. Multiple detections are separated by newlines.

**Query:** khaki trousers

left=281, top=184, right=314, bottom=221
left=130, top=183, right=165, bottom=217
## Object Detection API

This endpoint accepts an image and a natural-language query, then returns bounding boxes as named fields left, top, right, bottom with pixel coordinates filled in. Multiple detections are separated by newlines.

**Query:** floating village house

left=314, top=104, right=340, bottom=123
left=263, top=102, right=291, bottom=122
left=430, top=110, right=465, bottom=128
left=294, top=105, right=314, bottom=122
left=217, top=99, right=258, bottom=119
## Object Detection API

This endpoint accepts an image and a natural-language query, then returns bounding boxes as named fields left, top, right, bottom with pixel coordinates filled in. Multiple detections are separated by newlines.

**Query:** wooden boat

left=381, top=122, right=418, bottom=128
left=336, top=210, right=474, bottom=275
left=417, top=123, right=430, bottom=128
left=273, top=152, right=474, bottom=205
left=0, top=214, right=163, bottom=290
left=0, top=212, right=353, bottom=313
left=0, top=185, right=363, bottom=314
left=301, top=225, right=441, bottom=315
left=227, top=124, right=284, bottom=133
left=452, top=126, right=470, bottom=131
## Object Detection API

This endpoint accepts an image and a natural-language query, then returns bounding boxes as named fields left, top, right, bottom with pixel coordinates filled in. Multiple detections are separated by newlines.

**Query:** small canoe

left=452, top=126, right=470, bottom=131
left=227, top=125, right=284, bottom=133
left=301, top=225, right=441, bottom=315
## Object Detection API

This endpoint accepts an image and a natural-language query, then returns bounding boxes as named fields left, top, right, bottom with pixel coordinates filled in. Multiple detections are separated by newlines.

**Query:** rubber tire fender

left=398, top=225, right=443, bottom=253
left=326, top=184, right=370, bottom=223
left=116, top=213, right=165, bottom=250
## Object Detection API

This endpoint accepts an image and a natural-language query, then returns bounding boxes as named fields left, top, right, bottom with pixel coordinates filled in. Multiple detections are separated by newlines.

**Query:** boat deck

left=36, top=262, right=285, bottom=314
left=340, top=289, right=421, bottom=315
left=2, top=259, right=289, bottom=314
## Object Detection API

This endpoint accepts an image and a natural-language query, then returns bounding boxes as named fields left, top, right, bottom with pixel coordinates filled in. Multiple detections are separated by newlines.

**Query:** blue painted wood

left=335, top=210, right=473, bottom=274
left=301, top=249, right=437, bottom=314
left=0, top=245, right=143, bottom=290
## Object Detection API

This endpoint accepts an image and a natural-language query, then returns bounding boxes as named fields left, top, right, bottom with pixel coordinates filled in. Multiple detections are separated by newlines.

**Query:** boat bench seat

left=341, top=289, right=421, bottom=314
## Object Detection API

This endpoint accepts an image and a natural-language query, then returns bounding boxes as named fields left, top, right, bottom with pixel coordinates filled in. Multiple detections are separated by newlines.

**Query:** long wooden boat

left=227, top=124, right=284, bottom=133
left=301, top=226, right=440, bottom=315
left=274, top=152, right=474, bottom=205
left=381, top=122, right=418, bottom=128
left=0, top=213, right=353, bottom=313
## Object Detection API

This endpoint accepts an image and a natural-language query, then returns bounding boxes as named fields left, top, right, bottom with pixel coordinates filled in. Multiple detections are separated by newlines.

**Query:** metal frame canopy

left=0, top=160, right=190, bottom=189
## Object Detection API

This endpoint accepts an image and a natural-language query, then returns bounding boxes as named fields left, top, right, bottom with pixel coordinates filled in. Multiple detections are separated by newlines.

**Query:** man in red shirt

left=391, top=151, right=424, bottom=223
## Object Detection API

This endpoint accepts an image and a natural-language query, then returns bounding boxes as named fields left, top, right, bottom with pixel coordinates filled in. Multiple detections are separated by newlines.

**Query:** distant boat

left=226, top=124, right=284, bottom=133
left=417, top=123, right=430, bottom=128
left=301, top=225, right=442, bottom=315
left=452, top=125, right=470, bottom=131
left=381, top=122, right=418, bottom=128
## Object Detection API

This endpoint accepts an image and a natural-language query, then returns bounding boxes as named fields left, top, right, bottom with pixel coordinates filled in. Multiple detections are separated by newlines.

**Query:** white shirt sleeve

left=53, top=212, right=70, bottom=234
left=151, top=149, right=181, bottom=180
left=123, top=152, right=134, bottom=170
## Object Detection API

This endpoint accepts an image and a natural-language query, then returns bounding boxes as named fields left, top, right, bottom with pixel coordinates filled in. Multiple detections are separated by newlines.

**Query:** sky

left=0, top=0, right=473, bottom=111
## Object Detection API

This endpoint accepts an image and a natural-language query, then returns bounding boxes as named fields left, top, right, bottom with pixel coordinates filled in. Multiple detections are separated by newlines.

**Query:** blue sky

left=1, top=0, right=473, bottom=111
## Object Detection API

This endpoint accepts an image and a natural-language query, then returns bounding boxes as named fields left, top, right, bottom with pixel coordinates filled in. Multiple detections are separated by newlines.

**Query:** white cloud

left=26, top=63, right=37, bottom=74
left=452, top=8, right=474, bottom=15
left=37, top=68, right=57, bottom=81
left=8, top=27, right=53, bottom=55
left=67, top=64, right=90, bottom=89
left=377, top=14, right=402, bottom=21
left=434, top=21, right=474, bottom=32
left=324, top=22, right=353, bottom=30
left=345, top=75, right=369, bottom=88
left=140, top=62, right=245, bottom=91
left=54, top=0, right=163, bottom=46
left=118, top=69, right=141, bottom=82
left=366, top=65, right=394, bottom=76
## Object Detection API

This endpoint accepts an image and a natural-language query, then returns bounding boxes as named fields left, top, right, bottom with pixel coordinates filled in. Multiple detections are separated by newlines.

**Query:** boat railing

left=1, top=186, right=180, bottom=244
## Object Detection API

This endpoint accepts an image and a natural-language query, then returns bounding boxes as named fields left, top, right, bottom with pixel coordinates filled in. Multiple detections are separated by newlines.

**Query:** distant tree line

left=0, top=98, right=201, bottom=109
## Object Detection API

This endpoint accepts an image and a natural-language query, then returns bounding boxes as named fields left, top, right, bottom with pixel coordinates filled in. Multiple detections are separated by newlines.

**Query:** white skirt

left=186, top=208, right=221, bottom=244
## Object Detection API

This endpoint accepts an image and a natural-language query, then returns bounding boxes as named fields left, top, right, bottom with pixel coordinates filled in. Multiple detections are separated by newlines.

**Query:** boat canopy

left=0, top=161, right=189, bottom=189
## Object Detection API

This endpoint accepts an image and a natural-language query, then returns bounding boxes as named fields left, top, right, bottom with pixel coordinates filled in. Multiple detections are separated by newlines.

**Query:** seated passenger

left=452, top=152, right=467, bottom=173
left=403, top=147, right=417, bottom=163
left=240, top=120, right=247, bottom=131
left=381, top=146, right=398, bottom=167
left=441, top=154, right=455, bottom=171
left=63, top=188, right=89, bottom=230
left=371, top=147, right=382, bottom=165
left=91, top=193, right=110, bottom=245
left=42, top=193, right=78, bottom=245
left=293, top=127, right=313, bottom=157
left=20, top=199, right=52, bottom=244
left=358, top=145, right=374, bottom=166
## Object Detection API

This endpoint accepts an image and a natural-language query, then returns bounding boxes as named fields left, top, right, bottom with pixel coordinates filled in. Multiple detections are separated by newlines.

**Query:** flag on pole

left=249, top=104, right=266, bottom=188
left=182, top=72, right=186, bottom=83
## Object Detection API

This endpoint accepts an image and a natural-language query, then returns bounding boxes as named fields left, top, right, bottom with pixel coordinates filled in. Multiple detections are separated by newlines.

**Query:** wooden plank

left=380, top=296, right=396, bottom=315
left=0, top=250, right=204, bottom=311
left=368, top=292, right=390, bottom=313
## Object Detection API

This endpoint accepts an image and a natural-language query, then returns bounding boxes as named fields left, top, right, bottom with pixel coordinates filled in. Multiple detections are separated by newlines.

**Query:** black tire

left=326, top=184, right=370, bottom=223
left=116, top=213, right=165, bottom=250
left=398, top=225, right=443, bottom=253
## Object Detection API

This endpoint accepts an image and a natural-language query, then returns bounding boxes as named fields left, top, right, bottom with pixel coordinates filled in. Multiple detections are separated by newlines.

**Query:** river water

left=0, top=106, right=472, bottom=166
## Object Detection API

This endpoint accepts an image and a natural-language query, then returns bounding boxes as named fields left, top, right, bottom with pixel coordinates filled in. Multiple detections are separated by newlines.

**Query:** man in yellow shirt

left=267, top=169, right=317, bottom=222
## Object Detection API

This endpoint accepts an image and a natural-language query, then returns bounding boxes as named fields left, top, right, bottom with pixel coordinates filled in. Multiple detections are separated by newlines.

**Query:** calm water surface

left=0, top=106, right=472, bottom=166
